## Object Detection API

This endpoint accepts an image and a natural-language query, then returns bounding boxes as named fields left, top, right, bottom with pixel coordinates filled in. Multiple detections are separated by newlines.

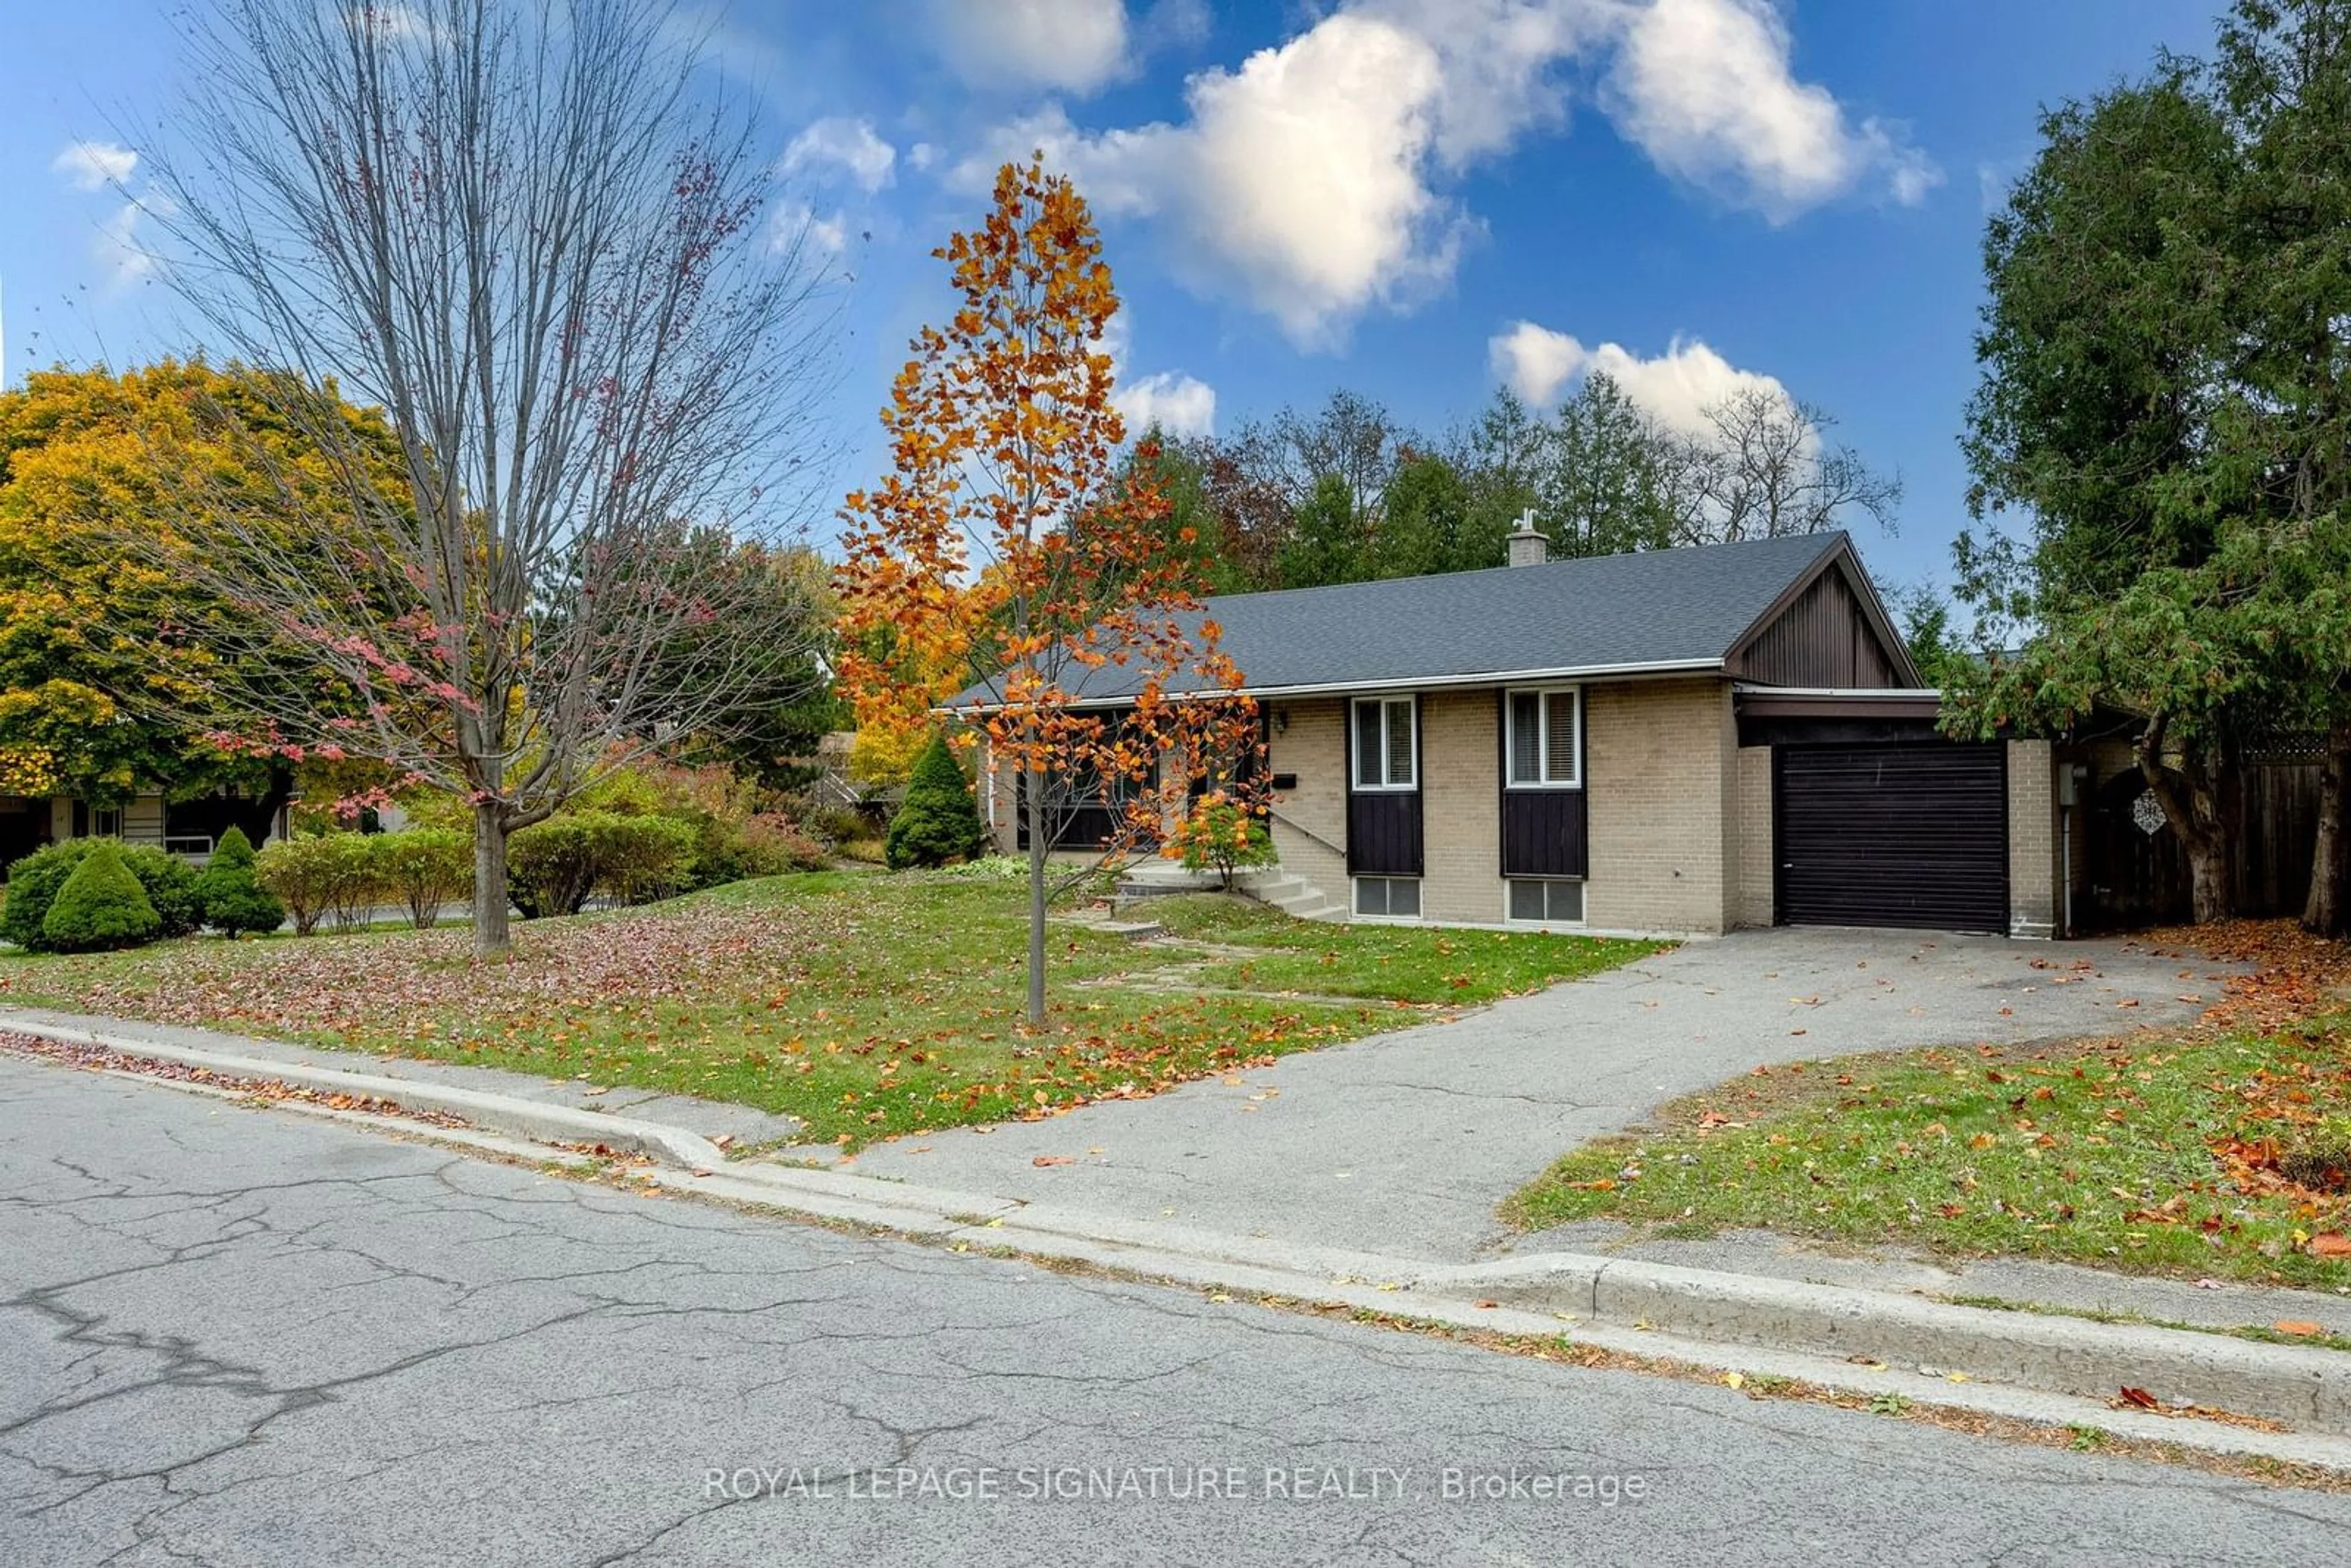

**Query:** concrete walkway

left=846, top=928, right=2246, bottom=1261
left=0, top=1006, right=801, bottom=1147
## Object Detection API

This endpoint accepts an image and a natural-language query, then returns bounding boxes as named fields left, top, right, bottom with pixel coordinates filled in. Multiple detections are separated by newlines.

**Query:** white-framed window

left=1504, top=686, right=1582, bottom=789
left=1351, top=696, right=1417, bottom=792
left=1354, top=876, right=1422, bottom=919
left=92, top=807, right=123, bottom=838
left=1507, top=878, right=1585, bottom=925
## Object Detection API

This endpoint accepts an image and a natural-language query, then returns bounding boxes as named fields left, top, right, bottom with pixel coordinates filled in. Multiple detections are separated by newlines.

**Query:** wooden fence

left=2079, top=756, right=2324, bottom=929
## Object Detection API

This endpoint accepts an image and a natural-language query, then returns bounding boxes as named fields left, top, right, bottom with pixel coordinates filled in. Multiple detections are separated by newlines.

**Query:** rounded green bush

left=885, top=735, right=986, bottom=870
left=195, top=826, right=287, bottom=937
left=2, top=838, right=202, bottom=951
left=39, top=842, right=162, bottom=952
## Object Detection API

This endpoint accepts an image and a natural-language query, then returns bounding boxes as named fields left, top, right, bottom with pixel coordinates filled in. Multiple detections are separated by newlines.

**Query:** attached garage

left=1774, top=744, right=2009, bottom=932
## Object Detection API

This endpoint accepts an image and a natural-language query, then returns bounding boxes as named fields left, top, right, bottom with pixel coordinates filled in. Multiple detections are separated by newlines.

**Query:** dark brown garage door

left=1777, top=745, right=2008, bottom=932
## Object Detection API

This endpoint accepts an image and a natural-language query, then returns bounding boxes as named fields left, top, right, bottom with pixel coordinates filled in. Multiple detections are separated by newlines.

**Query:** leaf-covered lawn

left=1504, top=1020, right=2351, bottom=1291
left=0, top=873, right=1654, bottom=1149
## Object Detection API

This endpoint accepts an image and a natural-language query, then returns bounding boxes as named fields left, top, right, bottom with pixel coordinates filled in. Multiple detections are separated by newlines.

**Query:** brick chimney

left=1506, top=508, right=1548, bottom=568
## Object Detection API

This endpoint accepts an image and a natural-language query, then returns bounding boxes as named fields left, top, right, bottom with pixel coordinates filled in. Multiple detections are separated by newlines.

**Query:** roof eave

left=935, top=657, right=1727, bottom=716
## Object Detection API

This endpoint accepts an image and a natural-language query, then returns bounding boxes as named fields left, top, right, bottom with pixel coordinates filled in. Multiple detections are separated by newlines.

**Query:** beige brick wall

left=1584, top=677, right=1736, bottom=934
left=1734, top=745, right=1775, bottom=928
left=2007, top=738, right=2057, bottom=939
left=1419, top=690, right=1502, bottom=923
left=1263, top=698, right=1349, bottom=903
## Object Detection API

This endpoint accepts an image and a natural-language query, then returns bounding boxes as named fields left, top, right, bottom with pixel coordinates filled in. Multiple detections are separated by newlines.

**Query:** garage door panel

left=1777, top=745, right=2008, bottom=932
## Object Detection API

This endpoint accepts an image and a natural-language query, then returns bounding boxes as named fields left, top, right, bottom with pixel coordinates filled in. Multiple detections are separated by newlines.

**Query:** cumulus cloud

left=1115, top=370, right=1217, bottom=438
left=930, top=0, right=1132, bottom=95
left=51, top=140, right=138, bottom=190
left=956, top=15, right=1469, bottom=348
left=1602, top=0, right=1937, bottom=218
left=948, top=0, right=1934, bottom=345
left=1488, top=321, right=1791, bottom=434
left=782, top=117, right=896, bottom=193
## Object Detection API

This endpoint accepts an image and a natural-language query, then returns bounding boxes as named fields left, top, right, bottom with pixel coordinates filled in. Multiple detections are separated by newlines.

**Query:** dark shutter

left=1345, top=698, right=1422, bottom=877
left=1498, top=692, right=1588, bottom=877
left=1777, top=744, right=2008, bottom=932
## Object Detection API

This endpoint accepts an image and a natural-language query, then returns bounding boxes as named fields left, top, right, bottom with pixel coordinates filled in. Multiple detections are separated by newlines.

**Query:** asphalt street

left=4, top=1053, right=2346, bottom=1567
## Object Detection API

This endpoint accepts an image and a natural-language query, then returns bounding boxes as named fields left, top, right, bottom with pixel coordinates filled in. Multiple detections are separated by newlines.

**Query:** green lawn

left=1504, top=1021, right=2351, bottom=1290
left=0, top=874, right=1659, bottom=1149
left=1144, top=894, right=1660, bottom=1003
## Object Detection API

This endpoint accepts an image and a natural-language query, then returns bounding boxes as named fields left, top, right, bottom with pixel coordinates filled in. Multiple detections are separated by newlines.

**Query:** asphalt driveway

left=846, top=928, right=2246, bottom=1262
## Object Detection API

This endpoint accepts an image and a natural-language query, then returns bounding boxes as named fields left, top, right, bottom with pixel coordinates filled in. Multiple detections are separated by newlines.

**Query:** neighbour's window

left=1507, top=879, right=1584, bottom=925
left=1354, top=876, right=1422, bottom=918
left=1505, top=687, right=1581, bottom=789
left=92, top=807, right=124, bottom=838
left=1352, top=697, right=1417, bottom=791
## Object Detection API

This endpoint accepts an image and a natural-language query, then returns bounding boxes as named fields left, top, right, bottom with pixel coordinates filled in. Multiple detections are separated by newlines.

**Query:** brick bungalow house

left=966, top=525, right=2063, bottom=940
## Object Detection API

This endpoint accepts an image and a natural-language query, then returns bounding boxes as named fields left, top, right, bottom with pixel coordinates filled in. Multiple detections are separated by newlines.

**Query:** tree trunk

left=1024, top=763, right=1048, bottom=1029
left=473, top=800, right=512, bottom=959
left=2304, top=721, right=2351, bottom=937
left=234, top=762, right=297, bottom=847
left=2137, top=718, right=2237, bottom=925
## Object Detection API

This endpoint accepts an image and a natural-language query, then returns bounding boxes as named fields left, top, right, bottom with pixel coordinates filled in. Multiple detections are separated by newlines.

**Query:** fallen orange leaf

left=2273, top=1321, right=2323, bottom=1337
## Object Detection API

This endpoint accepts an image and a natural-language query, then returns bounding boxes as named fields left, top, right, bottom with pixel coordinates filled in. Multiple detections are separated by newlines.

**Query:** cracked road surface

left=848, top=927, right=2243, bottom=1258
left=7, top=1055, right=2349, bottom=1566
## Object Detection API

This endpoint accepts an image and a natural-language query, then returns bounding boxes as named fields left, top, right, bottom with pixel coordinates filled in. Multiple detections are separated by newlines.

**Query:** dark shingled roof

left=950, top=530, right=1858, bottom=707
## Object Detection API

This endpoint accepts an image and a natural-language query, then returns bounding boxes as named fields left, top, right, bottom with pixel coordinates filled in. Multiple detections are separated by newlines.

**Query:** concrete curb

left=12, top=1019, right=2351, bottom=1451
left=3, top=1019, right=727, bottom=1172
left=1416, top=1254, right=2351, bottom=1435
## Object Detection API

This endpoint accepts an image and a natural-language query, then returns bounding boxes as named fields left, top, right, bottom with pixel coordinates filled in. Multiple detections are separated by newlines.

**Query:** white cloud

left=957, top=15, right=1468, bottom=348
left=772, top=201, right=849, bottom=258
left=51, top=140, right=138, bottom=191
left=948, top=1, right=1933, bottom=344
left=1115, top=370, right=1217, bottom=438
left=94, top=195, right=173, bottom=287
left=1488, top=320, right=1588, bottom=408
left=1601, top=0, right=1935, bottom=218
left=782, top=117, right=896, bottom=193
left=1488, top=321, right=1791, bottom=435
left=930, top=0, right=1132, bottom=95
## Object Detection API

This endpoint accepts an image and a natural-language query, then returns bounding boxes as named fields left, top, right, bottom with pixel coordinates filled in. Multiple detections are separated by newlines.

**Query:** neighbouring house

left=958, top=525, right=2075, bottom=939
left=0, top=790, right=293, bottom=871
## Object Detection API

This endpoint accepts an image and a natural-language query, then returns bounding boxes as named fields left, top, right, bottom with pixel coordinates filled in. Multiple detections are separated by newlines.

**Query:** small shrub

left=592, top=814, right=700, bottom=905
left=1164, top=794, right=1276, bottom=891
left=804, top=802, right=883, bottom=846
left=40, top=842, right=161, bottom=952
left=508, top=812, right=699, bottom=917
left=2, top=838, right=201, bottom=951
left=370, top=828, right=473, bottom=929
left=734, top=813, right=830, bottom=875
left=885, top=735, right=986, bottom=870
left=194, top=827, right=286, bottom=936
left=255, top=833, right=381, bottom=936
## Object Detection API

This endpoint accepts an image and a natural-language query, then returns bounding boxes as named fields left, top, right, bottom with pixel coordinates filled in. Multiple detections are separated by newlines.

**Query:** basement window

left=1507, top=879, right=1585, bottom=925
left=1354, top=876, right=1422, bottom=920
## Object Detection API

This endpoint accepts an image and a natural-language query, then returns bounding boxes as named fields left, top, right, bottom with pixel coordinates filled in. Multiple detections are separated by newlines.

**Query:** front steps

left=1112, top=861, right=1346, bottom=923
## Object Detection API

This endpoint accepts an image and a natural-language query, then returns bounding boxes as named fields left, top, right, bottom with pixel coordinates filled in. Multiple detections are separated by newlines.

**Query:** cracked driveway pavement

left=5, top=1052, right=2349, bottom=1566
left=849, top=927, right=2246, bottom=1260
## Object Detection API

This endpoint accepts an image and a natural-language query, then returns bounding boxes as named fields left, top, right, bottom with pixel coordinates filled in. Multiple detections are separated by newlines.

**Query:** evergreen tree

left=885, top=734, right=988, bottom=869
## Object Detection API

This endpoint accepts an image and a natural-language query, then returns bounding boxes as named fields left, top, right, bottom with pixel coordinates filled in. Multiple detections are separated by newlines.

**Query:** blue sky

left=4, top=0, right=2225, bottom=594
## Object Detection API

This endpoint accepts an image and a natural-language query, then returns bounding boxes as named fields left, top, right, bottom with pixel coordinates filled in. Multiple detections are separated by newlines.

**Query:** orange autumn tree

left=838, top=157, right=1260, bottom=1027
